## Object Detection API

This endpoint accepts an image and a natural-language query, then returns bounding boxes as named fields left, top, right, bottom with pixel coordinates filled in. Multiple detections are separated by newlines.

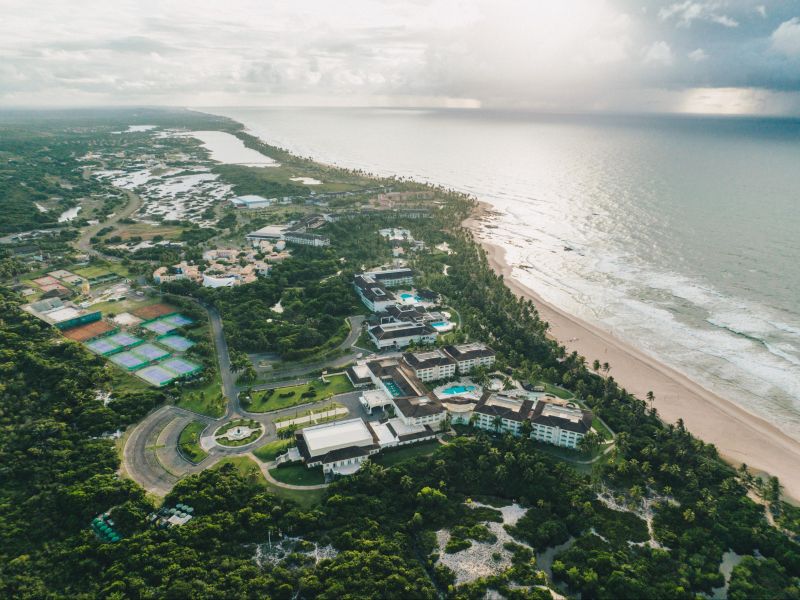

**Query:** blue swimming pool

left=384, top=380, right=404, bottom=397
left=400, top=293, right=423, bottom=302
left=431, top=321, right=449, bottom=327
left=442, top=385, right=476, bottom=395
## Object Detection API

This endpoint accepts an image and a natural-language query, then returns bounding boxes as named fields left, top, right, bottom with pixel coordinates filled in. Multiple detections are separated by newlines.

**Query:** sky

left=2, top=0, right=800, bottom=115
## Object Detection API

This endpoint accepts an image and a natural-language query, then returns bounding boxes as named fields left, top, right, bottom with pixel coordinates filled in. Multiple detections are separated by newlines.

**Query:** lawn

left=264, top=482, right=326, bottom=508
left=269, top=463, right=325, bottom=486
left=253, top=438, right=295, bottom=462
left=212, top=456, right=268, bottom=486
left=592, top=416, right=614, bottom=440
left=536, top=382, right=574, bottom=399
left=248, top=374, right=353, bottom=413
left=372, top=440, right=440, bottom=467
left=177, top=421, right=209, bottom=463
left=177, top=373, right=226, bottom=417
left=89, top=296, right=160, bottom=316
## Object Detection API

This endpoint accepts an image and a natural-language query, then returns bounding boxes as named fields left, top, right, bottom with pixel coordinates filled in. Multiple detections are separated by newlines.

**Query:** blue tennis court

left=158, top=335, right=195, bottom=352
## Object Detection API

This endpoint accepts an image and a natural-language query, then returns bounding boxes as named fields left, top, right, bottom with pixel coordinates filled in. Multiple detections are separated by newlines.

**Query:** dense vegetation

left=1, top=109, right=798, bottom=598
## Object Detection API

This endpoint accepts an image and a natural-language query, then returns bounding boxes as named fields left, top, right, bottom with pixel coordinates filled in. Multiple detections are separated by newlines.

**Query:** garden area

left=176, top=373, right=225, bottom=417
left=177, top=420, right=208, bottom=463
left=214, top=418, right=264, bottom=447
left=246, top=374, right=353, bottom=413
left=253, top=439, right=295, bottom=462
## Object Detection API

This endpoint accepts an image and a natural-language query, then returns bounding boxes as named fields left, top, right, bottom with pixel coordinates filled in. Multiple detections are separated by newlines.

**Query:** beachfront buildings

left=368, top=321, right=438, bottom=349
left=472, top=392, right=593, bottom=449
left=403, top=349, right=457, bottom=382
left=444, top=343, right=496, bottom=373
left=365, top=358, right=447, bottom=428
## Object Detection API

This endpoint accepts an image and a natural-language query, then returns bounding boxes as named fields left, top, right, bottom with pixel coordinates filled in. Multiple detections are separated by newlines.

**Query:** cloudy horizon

left=2, top=0, right=800, bottom=115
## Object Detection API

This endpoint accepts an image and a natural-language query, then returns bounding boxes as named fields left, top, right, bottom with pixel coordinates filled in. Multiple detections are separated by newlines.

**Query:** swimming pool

left=441, top=385, right=476, bottom=395
left=431, top=321, right=449, bottom=327
left=400, top=293, right=423, bottom=302
left=384, top=380, right=404, bottom=397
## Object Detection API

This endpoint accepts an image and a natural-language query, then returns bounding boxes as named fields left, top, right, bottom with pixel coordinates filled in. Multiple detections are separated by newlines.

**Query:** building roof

left=474, top=392, right=534, bottom=423
left=444, top=342, right=496, bottom=362
left=531, top=400, right=593, bottom=434
left=346, top=364, right=373, bottom=385
left=393, top=395, right=446, bottom=419
left=354, top=275, right=394, bottom=304
left=246, top=224, right=289, bottom=239
left=369, top=321, right=436, bottom=341
left=385, top=304, right=426, bottom=323
left=366, top=359, right=426, bottom=397
left=403, top=349, right=455, bottom=370
left=300, top=418, right=374, bottom=458
left=365, top=267, right=414, bottom=281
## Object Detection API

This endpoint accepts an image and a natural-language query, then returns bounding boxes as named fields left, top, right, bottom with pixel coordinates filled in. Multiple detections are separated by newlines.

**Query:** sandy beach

left=465, top=202, right=800, bottom=501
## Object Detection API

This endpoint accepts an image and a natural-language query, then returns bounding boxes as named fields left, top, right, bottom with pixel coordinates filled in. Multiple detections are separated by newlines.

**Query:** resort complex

left=283, top=343, right=595, bottom=476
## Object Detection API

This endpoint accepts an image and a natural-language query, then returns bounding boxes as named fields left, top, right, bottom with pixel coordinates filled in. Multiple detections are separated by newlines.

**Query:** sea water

left=206, top=107, right=800, bottom=439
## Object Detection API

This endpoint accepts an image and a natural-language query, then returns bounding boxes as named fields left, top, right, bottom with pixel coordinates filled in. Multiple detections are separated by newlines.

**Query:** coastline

left=465, top=200, right=800, bottom=501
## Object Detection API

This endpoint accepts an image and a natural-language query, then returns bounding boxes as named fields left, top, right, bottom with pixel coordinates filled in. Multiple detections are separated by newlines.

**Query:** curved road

left=76, top=190, right=143, bottom=258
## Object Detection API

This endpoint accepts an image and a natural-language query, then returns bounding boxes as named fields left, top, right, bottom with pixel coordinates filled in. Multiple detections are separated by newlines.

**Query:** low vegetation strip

left=253, top=439, right=295, bottom=462
left=245, top=375, right=353, bottom=413
left=268, top=463, right=325, bottom=486
left=177, top=420, right=208, bottom=463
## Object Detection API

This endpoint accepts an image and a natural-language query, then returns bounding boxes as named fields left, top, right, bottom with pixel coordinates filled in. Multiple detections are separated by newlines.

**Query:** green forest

left=0, top=110, right=798, bottom=598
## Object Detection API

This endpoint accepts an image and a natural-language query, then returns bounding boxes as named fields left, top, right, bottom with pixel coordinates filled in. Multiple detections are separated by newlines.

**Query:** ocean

left=206, top=107, right=800, bottom=439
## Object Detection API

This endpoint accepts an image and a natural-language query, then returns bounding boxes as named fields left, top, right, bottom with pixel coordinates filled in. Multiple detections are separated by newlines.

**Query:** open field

left=264, top=481, right=326, bottom=508
left=248, top=374, right=353, bottom=412
left=115, top=222, right=184, bottom=241
left=89, top=295, right=160, bottom=316
left=268, top=464, right=325, bottom=486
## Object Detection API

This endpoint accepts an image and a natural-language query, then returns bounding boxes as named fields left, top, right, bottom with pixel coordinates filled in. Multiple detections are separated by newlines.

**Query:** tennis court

left=135, top=364, right=177, bottom=386
left=161, top=314, right=194, bottom=327
left=132, top=343, right=170, bottom=362
left=161, top=357, right=202, bottom=377
left=106, top=332, right=143, bottom=349
left=158, top=335, right=195, bottom=352
left=142, top=319, right=177, bottom=334
left=86, top=337, right=123, bottom=356
left=110, top=351, right=150, bottom=370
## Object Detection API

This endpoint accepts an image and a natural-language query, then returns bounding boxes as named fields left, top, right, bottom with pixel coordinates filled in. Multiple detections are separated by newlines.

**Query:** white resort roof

left=302, top=418, right=373, bottom=458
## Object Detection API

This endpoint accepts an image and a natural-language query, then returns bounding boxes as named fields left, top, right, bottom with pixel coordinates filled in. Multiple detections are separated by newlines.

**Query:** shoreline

left=465, top=200, right=800, bottom=501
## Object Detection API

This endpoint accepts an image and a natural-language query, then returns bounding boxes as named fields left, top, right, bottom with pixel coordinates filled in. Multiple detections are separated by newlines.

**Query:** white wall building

left=368, top=321, right=438, bottom=349
left=402, top=349, right=457, bottom=382
left=444, top=343, right=496, bottom=373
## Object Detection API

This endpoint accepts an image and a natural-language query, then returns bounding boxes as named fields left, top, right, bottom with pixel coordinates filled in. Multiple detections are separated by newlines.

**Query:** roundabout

left=212, top=419, right=265, bottom=448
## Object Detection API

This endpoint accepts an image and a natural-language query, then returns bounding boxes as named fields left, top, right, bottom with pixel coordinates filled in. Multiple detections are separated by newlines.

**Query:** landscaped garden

left=177, top=420, right=208, bottom=463
left=268, top=463, right=326, bottom=486
left=246, top=374, right=353, bottom=412
left=214, top=418, right=264, bottom=447
left=253, top=439, right=295, bottom=462
left=372, top=440, right=440, bottom=467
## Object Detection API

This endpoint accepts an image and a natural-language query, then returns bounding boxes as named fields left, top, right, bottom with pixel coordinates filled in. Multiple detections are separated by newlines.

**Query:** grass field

left=268, top=463, right=325, bottom=486
left=177, top=421, right=208, bottom=463
left=248, top=374, right=353, bottom=413
left=115, top=222, right=184, bottom=241
left=592, top=417, right=614, bottom=440
left=90, top=296, right=160, bottom=316
left=253, top=439, right=295, bottom=462
left=177, top=373, right=225, bottom=417
left=372, top=440, right=440, bottom=467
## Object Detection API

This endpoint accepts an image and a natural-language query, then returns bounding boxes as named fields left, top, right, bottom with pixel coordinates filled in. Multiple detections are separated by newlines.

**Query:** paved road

left=122, top=307, right=377, bottom=496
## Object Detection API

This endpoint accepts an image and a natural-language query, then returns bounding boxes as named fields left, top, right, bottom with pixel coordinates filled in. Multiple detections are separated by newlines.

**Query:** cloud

left=756, top=5, right=767, bottom=19
left=643, top=41, right=674, bottom=66
left=688, top=48, right=708, bottom=61
left=658, top=2, right=738, bottom=28
left=772, top=17, right=800, bottom=57
left=0, top=0, right=798, bottom=114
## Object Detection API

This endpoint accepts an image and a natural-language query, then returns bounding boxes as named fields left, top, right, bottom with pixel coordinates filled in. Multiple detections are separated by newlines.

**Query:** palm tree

left=602, top=362, right=611, bottom=374
left=646, top=390, right=655, bottom=410
left=493, top=415, right=503, bottom=433
left=592, top=359, right=601, bottom=372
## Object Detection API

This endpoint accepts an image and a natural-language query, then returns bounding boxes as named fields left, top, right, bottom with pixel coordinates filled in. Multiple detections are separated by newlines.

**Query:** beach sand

left=465, top=202, right=800, bottom=501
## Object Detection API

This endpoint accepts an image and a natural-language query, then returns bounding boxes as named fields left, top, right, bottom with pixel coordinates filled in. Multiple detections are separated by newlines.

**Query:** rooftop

left=301, top=418, right=374, bottom=458
left=403, top=349, right=455, bottom=369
